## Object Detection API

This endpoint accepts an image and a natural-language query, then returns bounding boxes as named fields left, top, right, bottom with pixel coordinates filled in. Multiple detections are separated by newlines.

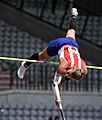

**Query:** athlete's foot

left=71, top=8, right=78, bottom=17
left=17, top=61, right=28, bottom=79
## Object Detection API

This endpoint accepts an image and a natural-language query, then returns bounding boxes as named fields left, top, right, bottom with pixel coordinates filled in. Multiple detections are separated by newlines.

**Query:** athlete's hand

left=55, top=99, right=61, bottom=107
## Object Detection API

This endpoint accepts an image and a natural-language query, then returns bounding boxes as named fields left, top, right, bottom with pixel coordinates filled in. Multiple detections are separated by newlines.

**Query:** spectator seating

left=0, top=20, right=57, bottom=62
left=0, top=103, right=102, bottom=120
left=2, top=0, right=102, bottom=47
left=0, top=19, right=57, bottom=90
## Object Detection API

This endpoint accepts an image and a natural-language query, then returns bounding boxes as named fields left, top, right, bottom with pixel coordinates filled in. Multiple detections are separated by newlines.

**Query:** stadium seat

left=30, top=116, right=37, bottom=120
left=80, top=111, right=87, bottom=118
left=23, top=116, right=30, bottom=120
left=2, top=103, right=10, bottom=110
left=37, top=116, right=44, bottom=120
left=30, top=109, right=38, bottom=116
left=87, top=111, right=94, bottom=118
left=1, top=116, right=8, bottom=120
left=45, top=110, right=52, bottom=117
left=94, top=111, right=101, bottom=119
left=87, top=118, right=94, bottom=120
left=73, top=118, right=80, bottom=120
left=80, top=118, right=87, bottom=120
left=9, top=109, right=16, bottom=116
left=16, top=116, right=23, bottom=120
left=66, top=104, right=74, bottom=112
left=16, top=109, right=24, bottom=116
left=1, top=109, right=9, bottom=116
left=66, top=117, right=74, bottom=120
left=52, top=109, right=59, bottom=117
left=87, top=105, right=94, bottom=112
left=23, top=109, right=30, bottom=116
left=66, top=110, right=73, bottom=118
left=73, top=111, right=80, bottom=118
left=74, top=105, right=81, bottom=112
left=80, top=105, right=87, bottom=113
left=38, top=109, right=45, bottom=117
left=10, top=104, right=17, bottom=110
left=8, top=116, right=15, bottom=120
left=16, top=104, right=24, bottom=110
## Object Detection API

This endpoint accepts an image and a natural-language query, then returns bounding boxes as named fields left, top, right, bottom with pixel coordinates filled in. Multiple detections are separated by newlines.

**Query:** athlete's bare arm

left=56, top=58, right=68, bottom=75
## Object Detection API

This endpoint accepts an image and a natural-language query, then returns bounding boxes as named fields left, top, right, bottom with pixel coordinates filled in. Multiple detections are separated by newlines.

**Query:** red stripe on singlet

left=64, top=46, right=81, bottom=68
left=64, top=47, right=71, bottom=68
left=73, top=52, right=79, bottom=68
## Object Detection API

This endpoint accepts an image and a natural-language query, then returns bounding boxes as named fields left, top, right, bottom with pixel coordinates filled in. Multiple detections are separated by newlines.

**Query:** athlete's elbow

left=84, top=68, right=88, bottom=75
left=57, top=67, right=66, bottom=75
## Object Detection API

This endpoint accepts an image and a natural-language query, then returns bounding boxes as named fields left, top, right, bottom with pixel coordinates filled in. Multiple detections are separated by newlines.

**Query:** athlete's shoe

left=17, top=61, right=28, bottom=79
left=71, top=8, right=78, bottom=17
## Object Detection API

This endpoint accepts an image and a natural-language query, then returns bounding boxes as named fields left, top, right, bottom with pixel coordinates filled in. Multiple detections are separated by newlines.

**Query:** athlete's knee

left=66, top=29, right=75, bottom=39
left=38, top=49, right=50, bottom=60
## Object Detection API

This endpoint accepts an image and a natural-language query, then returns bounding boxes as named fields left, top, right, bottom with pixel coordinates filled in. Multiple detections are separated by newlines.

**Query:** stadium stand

left=0, top=103, right=102, bottom=120
left=0, top=1, right=102, bottom=120
left=0, top=19, right=57, bottom=90
left=0, top=20, right=47, bottom=58
left=2, top=0, right=102, bottom=47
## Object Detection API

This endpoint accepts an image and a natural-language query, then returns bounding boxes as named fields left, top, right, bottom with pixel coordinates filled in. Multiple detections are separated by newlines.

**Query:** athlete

left=17, top=8, right=87, bottom=107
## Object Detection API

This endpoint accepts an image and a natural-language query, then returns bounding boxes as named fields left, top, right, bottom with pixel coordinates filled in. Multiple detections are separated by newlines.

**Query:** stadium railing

left=0, top=60, right=102, bottom=93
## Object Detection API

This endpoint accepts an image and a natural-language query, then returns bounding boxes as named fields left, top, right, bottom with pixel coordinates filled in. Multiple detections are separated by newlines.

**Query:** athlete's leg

left=25, top=48, right=50, bottom=67
left=66, top=8, right=78, bottom=40
left=17, top=48, right=50, bottom=79
left=17, top=37, right=61, bottom=79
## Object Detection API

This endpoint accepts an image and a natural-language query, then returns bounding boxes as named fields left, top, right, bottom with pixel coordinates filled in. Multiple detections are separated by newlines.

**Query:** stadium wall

left=0, top=90, right=102, bottom=107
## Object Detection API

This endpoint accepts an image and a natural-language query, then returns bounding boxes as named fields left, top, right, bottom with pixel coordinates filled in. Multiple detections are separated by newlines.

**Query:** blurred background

left=0, top=0, right=102, bottom=120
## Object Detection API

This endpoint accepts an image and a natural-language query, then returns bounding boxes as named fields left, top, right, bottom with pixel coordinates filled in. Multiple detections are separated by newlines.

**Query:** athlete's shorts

left=47, top=37, right=79, bottom=57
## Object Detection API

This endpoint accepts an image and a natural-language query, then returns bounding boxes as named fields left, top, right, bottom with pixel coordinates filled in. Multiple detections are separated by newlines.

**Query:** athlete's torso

left=58, top=45, right=85, bottom=70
